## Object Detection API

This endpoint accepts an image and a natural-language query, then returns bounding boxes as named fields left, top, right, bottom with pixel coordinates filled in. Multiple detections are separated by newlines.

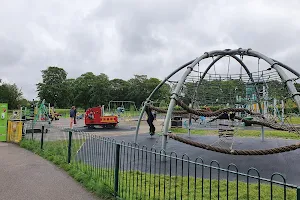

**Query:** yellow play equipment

left=7, top=121, right=23, bottom=143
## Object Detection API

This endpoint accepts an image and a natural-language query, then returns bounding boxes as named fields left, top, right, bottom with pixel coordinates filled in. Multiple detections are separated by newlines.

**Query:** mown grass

left=19, top=138, right=297, bottom=200
left=288, top=116, right=300, bottom=124
left=55, top=109, right=140, bottom=118
left=55, top=108, right=85, bottom=118
left=171, top=128, right=300, bottom=140
left=6, top=108, right=140, bottom=120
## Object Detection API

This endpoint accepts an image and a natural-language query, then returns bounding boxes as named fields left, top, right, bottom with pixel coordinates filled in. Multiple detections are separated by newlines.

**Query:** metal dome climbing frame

left=134, top=48, right=300, bottom=153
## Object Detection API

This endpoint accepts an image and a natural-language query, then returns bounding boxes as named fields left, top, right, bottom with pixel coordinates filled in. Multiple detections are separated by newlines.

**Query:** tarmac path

left=0, top=142, right=99, bottom=200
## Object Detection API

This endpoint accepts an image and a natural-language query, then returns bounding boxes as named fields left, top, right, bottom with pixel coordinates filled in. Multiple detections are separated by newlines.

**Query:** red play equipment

left=85, top=106, right=118, bottom=129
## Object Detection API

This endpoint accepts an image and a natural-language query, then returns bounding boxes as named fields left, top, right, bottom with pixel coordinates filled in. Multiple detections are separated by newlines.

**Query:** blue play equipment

left=116, top=107, right=125, bottom=114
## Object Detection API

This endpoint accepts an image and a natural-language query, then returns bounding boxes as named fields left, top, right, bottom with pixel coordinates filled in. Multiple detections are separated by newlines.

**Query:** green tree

left=144, top=78, right=171, bottom=102
left=109, top=79, right=130, bottom=101
left=127, top=75, right=148, bottom=107
left=36, top=66, right=68, bottom=108
left=0, top=82, right=23, bottom=109
left=19, top=98, right=30, bottom=107
left=89, top=73, right=111, bottom=106
left=126, top=75, right=171, bottom=108
left=63, top=78, right=76, bottom=106
left=74, top=72, right=98, bottom=109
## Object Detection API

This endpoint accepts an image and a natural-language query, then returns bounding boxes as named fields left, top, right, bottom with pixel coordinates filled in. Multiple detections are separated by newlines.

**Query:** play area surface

left=107, top=133, right=300, bottom=185
left=29, top=117, right=300, bottom=185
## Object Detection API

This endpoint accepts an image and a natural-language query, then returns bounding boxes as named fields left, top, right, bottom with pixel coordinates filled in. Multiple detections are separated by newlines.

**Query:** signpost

left=0, top=103, right=8, bottom=141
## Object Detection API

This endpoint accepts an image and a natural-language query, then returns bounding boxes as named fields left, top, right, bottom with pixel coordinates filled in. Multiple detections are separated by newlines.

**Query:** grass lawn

left=19, top=138, right=297, bottom=200
left=55, top=108, right=85, bottom=118
left=288, top=116, right=300, bottom=124
left=55, top=109, right=140, bottom=118
left=170, top=128, right=300, bottom=140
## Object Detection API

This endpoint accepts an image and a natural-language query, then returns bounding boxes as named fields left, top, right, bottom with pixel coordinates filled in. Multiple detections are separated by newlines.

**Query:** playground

left=3, top=48, right=300, bottom=199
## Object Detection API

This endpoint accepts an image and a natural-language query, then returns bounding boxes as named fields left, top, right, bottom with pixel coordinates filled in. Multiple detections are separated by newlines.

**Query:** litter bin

left=243, top=116, right=253, bottom=126
left=171, top=116, right=183, bottom=128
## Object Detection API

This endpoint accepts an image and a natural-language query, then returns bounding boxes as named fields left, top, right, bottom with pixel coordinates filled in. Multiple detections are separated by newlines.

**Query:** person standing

left=70, top=106, right=75, bottom=129
left=145, top=106, right=155, bottom=135
left=74, top=106, right=77, bottom=124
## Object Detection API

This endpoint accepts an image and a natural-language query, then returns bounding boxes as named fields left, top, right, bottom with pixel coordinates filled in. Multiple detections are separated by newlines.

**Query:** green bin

left=243, top=116, right=253, bottom=126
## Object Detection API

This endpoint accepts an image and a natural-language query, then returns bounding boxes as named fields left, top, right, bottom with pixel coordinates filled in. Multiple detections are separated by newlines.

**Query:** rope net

left=143, top=53, right=300, bottom=155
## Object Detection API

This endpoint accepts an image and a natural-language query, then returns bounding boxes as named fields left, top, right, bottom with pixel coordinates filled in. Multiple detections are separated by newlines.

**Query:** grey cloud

left=0, top=37, right=25, bottom=67
left=0, top=0, right=300, bottom=100
left=90, top=0, right=200, bottom=55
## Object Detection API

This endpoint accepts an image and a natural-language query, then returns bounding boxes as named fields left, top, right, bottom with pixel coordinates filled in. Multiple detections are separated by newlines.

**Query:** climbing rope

left=175, top=98, right=262, bottom=117
left=168, top=133, right=300, bottom=155
left=174, top=99, right=300, bottom=132
left=148, top=105, right=208, bottom=115
left=234, top=116, right=300, bottom=132
left=148, top=103, right=260, bottom=117
left=148, top=99, right=300, bottom=132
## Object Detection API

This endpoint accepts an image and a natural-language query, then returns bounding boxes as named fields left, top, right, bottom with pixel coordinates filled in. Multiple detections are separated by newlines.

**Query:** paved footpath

left=0, top=142, right=99, bottom=200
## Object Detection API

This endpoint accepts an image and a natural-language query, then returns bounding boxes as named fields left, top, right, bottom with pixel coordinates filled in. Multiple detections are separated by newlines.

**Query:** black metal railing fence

left=22, top=125, right=300, bottom=200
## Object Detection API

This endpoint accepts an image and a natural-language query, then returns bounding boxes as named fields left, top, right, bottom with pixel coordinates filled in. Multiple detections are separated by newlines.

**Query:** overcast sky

left=0, top=0, right=300, bottom=100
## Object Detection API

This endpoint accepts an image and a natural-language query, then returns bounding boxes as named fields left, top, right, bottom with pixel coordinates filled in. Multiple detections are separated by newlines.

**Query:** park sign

left=0, top=103, right=8, bottom=141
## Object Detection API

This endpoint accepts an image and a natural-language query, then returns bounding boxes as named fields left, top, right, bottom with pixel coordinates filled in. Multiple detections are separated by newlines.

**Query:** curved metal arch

left=187, top=54, right=264, bottom=139
left=187, top=48, right=300, bottom=113
left=161, top=50, right=246, bottom=143
left=272, top=59, right=300, bottom=78
left=134, top=59, right=196, bottom=143
left=242, top=55, right=300, bottom=78
left=188, top=53, right=263, bottom=114
left=162, top=48, right=300, bottom=151
left=245, top=50, right=300, bottom=111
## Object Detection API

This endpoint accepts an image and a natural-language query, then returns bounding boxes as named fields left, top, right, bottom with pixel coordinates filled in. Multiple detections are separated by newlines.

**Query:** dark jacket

left=70, top=109, right=75, bottom=118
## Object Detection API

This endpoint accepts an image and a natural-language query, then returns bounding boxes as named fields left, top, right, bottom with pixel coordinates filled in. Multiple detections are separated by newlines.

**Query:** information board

left=0, top=103, right=8, bottom=141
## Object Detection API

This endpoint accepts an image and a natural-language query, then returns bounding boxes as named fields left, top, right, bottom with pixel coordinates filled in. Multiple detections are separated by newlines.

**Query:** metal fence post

left=40, top=126, right=44, bottom=150
left=114, top=143, right=121, bottom=197
left=297, top=187, right=300, bottom=200
left=31, top=120, right=34, bottom=140
left=67, top=131, right=73, bottom=164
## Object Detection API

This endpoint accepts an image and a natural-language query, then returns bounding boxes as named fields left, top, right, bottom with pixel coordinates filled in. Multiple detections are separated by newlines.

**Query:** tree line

left=2, top=66, right=300, bottom=111
left=36, top=66, right=171, bottom=109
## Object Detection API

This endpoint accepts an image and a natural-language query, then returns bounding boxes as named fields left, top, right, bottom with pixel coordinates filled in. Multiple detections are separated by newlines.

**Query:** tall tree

left=109, top=78, right=130, bottom=101
left=0, top=82, right=23, bottom=109
left=63, top=78, right=76, bottom=106
left=73, top=72, right=98, bottom=109
left=127, top=75, right=148, bottom=107
left=89, top=73, right=111, bottom=106
left=144, top=78, right=171, bottom=102
left=36, top=66, right=68, bottom=107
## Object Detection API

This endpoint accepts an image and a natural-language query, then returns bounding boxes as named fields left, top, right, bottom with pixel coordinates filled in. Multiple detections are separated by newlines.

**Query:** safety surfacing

left=78, top=133, right=300, bottom=185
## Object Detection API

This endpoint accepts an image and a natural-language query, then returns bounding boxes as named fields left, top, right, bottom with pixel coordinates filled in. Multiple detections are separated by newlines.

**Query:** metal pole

left=114, top=143, right=120, bottom=197
left=31, top=120, right=34, bottom=140
left=108, top=101, right=111, bottom=113
left=188, top=103, right=192, bottom=137
left=134, top=104, right=146, bottom=144
left=281, top=100, right=284, bottom=124
left=20, top=107, right=22, bottom=120
left=297, top=187, right=300, bottom=200
left=162, top=55, right=208, bottom=153
left=41, top=125, right=44, bottom=150
left=67, top=131, right=73, bottom=164
left=261, top=86, right=267, bottom=142
left=134, top=59, right=195, bottom=144
left=248, top=50, right=300, bottom=113
left=273, top=98, right=277, bottom=117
